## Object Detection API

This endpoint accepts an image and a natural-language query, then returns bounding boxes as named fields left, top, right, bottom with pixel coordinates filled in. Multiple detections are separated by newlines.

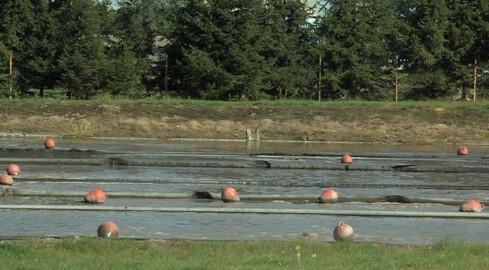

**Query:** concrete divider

left=0, top=189, right=471, bottom=206
left=2, top=155, right=489, bottom=173
left=0, top=204, right=487, bottom=219
left=11, top=177, right=489, bottom=191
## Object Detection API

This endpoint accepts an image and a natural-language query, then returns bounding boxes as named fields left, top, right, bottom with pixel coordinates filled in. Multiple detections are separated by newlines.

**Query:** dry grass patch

left=64, top=119, right=97, bottom=138
left=186, top=120, right=202, bottom=130
left=99, top=104, right=121, bottom=116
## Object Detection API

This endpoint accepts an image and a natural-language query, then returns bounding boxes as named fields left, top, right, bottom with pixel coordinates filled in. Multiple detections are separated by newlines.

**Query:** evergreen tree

left=318, top=0, right=395, bottom=100
left=0, top=0, right=32, bottom=98
left=262, top=0, right=317, bottom=99
left=166, top=0, right=270, bottom=100
left=456, top=0, right=489, bottom=98
left=104, top=0, right=158, bottom=97
left=15, top=0, right=59, bottom=97
left=55, top=0, right=108, bottom=99
left=0, top=40, right=9, bottom=96
left=442, top=0, right=481, bottom=99
left=395, top=0, right=453, bottom=99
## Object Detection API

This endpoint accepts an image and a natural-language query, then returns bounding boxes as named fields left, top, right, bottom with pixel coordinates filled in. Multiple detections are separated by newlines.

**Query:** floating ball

left=457, top=146, right=468, bottom=156
left=221, top=187, right=240, bottom=202
left=97, top=221, right=119, bottom=238
left=333, top=221, right=354, bottom=242
left=6, top=164, right=20, bottom=176
left=341, top=153, right=353, bottom=164
left=0, top=173, right=13, bottom=185
left=319, top=189, right=339, bottom=203
left=460, top=200, right=484, bottom=212
left=44, top=137, right=55, bottom=150
left=84, top=188, right=108, bottom=204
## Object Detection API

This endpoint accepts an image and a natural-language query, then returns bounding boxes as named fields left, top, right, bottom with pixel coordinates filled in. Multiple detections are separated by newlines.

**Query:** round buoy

left=457, top=146, right=468, bottom=156
left=0, top=173, right=13, bottom=185
left=84, top=188, right=108, bottom=204
left=460, top=200, right=484, bottom=212
left=333, top=221, right=354, bottom=242
left=341, top=153, right=353, bottom=164
left=44, top=137, right=55, bottom=150
left=97, top=221, right=119, bottom=238
left=6, top=164, right=20, bottom=176
left=221, top=187, right=240, bottom=202
left=319, top=189, right=339, bottom=203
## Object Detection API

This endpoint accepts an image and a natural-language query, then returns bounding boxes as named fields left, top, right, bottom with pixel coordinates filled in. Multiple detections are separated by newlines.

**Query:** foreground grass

left=0, top=238, right=488, bottom=269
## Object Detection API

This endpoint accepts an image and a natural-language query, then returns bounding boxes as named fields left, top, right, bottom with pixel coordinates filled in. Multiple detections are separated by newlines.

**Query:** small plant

left=64, top=120, right=97, bottom=138
left=295, top=245, right=302, bottom=270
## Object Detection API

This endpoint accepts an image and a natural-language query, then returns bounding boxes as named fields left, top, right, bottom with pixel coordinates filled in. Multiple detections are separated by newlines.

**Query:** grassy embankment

left=3, top=97, right=489, bottom=142
left=0, top=238, right=488, bottom=269
left=2, top=95, right=489, bottom=108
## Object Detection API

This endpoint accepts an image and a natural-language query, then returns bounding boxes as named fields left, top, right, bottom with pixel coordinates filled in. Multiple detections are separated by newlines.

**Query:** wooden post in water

left=9, top=51, right=12, bottom=99
left=395, top=55, right=398, bottom=102
left=165, top=58, right=168, bottom=97
left=318, top=55, right=322, bottom=102
left=395, top=70, right=398, bottom=102
left=473, top=58, right=477, bottom=102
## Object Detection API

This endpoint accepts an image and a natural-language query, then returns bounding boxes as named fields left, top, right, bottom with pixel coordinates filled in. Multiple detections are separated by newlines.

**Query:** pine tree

left=395, top=0, right=453, bottom=99
left=15, top=0, right=59, bottom=97
left=55, top=0, right=108, bottom=99
left=318, top=0, right=395, bottom=100
left=0, top=0, right=33, bottom=98
left=0, top=40, right=9, bottom=96
left=261, top=0, right=317, bottom=99
left=166, top=0, right=270, bottom=100
left=104, top=0, right=160, bottom=97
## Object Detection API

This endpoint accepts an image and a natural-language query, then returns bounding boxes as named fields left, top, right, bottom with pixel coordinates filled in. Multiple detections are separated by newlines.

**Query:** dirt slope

left=1, top=102, right=488, bottom=144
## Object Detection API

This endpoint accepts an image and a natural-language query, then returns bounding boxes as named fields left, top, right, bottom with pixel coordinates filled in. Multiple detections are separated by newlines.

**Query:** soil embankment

left=1, top=103, right=488, bottom=144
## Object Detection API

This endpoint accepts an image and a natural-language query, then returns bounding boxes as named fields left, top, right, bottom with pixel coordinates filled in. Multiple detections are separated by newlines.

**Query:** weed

left=64, top=120, right=97, bottom=138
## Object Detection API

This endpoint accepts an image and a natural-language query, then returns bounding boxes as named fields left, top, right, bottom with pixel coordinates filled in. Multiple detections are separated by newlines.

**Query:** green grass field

left=0, top=238, right=488, bottom=269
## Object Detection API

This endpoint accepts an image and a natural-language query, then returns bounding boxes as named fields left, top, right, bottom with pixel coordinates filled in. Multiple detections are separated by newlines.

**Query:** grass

left=0, top=238, right=488, bottom=269
left=64, top=120, right=97, bottom=138
left=2, top=95, right=489, bottom=110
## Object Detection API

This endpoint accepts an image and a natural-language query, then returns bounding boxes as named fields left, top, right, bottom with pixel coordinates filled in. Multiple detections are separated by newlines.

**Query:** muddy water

left=1, top=137, right=489, bottom=245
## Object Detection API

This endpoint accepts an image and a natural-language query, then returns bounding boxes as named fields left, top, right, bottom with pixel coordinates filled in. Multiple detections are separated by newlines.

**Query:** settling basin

left=0, top=137, right=488, bottom=245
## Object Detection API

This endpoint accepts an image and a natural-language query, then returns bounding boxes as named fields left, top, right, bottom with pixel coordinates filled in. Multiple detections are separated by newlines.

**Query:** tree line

left=1, top=0, right=488, bottom=101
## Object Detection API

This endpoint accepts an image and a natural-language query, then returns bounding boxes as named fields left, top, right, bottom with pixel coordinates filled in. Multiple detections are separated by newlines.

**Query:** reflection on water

left=1, top=137, right=489, bottom=245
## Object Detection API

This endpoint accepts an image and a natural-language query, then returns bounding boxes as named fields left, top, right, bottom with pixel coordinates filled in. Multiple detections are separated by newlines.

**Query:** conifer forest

left=1, top=0, right=488, bottom=101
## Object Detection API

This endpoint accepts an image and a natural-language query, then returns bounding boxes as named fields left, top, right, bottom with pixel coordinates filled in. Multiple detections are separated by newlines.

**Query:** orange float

left=6, top=164, right=20, bottom=176
left=44, top=137, right=55, bottom=150
left=457, top=146, right=468, bottom=155
left=221, top=187, right=240, bottom=202
left=97, top=221, right=119, bottom=238
left=333, top=221, right=354, bottom=242
left=318, top=189, right=339, bottom=203
left=0, top=173, right=13, bottom=185
left=84, top=188, right=108, bottom=204
left=341, top=152, right=353, bottom=164
left=459, top=200, right=484, bottom=212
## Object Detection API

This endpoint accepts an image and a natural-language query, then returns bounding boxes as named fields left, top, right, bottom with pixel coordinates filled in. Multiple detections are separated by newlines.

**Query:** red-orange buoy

left=0, top=173, right=13, bottom=185
left=457, top=146, right=468, bottom=156
left=221, top=187, right=240, bottom=202
left=97, top=221, right=119, bottom=238
left=319, top=189, right=339, bottom=203
left=341, top=153, right=353, bottom=164
left=460, top=200, right=484, bottom=212
left=333, top=221, right=354, bottom=242
left=6, top=164, right=20, bottom=176
left=84, top=188, right=108, bottom=204
left=44, top=137, right=55, bottom=150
